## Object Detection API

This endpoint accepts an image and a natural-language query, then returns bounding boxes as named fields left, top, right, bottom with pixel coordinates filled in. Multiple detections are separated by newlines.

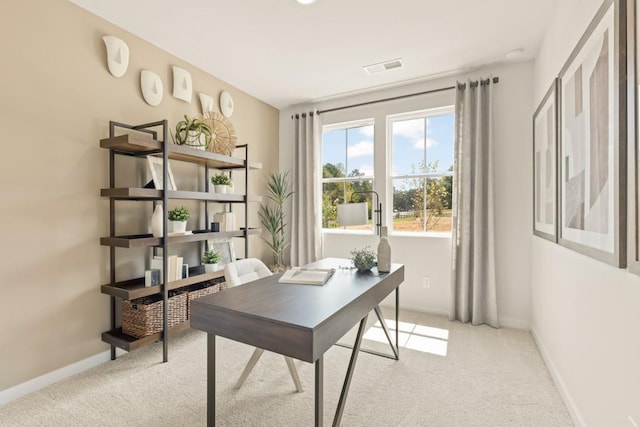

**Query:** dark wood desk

left=191, top=257, right=404, bottom=426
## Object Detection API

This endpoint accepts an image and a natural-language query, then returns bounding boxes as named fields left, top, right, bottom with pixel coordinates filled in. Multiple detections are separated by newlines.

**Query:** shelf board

left=100, top=135, right=262, bottom=170
left=100, top=188, right=262, bottom=203
left=100, top=229, right=261, bottom=248
left=102, top=322, right=191, bottom=352
left=100, top=134, right=161, bottom=154
left=101, top=269, right=225, bottom=299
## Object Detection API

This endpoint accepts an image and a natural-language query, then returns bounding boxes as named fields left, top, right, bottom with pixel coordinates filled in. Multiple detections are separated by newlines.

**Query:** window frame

left=321, top=118, right=376, bottom=234
left=386, top=106, right=455, bottom=236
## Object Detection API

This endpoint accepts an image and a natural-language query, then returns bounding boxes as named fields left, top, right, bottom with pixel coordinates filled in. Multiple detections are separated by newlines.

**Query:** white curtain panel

left=291, top=111, right=323, bottom=266
left=450, top=79, right=500, bottom=328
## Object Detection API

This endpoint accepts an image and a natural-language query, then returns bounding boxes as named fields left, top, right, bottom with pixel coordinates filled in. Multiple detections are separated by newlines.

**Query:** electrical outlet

left=629, top=415, right=638, bottom=427
left=422, top=277, right=431, bottom=288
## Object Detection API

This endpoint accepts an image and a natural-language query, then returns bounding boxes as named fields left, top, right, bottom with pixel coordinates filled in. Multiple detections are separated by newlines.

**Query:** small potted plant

left=350, top=246, right=376, bottom=272
left=168, top=206, right=190, bottom=233
left=172, top=115, right=212, bottom=150
left=211, top=173, right=233, bottom=194
left=201, top=250, right=221, bottom=272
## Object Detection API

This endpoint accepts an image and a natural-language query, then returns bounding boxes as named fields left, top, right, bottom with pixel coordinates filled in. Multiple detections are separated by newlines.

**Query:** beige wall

left=0, top=0, right=279, bottom=391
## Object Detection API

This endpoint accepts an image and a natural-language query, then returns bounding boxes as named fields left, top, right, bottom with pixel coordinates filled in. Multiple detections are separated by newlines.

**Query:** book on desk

left=278, top=267, right=336, bottom=285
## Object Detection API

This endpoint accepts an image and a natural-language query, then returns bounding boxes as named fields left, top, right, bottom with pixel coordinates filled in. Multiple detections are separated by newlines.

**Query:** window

left=321, top=120, right=374, bottom=231
left=389, top=108, right=454, bottom=233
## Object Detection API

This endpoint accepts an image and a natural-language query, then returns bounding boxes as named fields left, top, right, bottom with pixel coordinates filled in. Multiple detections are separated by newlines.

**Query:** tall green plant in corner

left=259, top=171, right=293, bottom=270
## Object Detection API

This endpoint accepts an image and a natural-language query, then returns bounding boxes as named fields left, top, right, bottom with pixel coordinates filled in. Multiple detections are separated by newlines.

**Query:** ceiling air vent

left=363, top=58, right=403, bottom=75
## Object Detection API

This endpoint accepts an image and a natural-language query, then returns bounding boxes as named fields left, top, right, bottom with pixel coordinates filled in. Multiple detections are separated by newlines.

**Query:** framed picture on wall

left=557, top=0, right=626, bottom=267
left=533, top=79, right=558, bottom=242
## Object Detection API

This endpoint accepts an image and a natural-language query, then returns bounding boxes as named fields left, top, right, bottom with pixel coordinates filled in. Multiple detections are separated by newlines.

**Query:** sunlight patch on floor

left=365, top=319, right=449, bottom=357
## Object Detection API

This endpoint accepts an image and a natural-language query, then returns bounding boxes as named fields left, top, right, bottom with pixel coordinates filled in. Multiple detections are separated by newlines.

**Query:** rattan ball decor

left=203, top=111, right=237, bottom=155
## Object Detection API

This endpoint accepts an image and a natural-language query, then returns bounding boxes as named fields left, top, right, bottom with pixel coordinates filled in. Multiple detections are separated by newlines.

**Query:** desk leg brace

left=332, top=314, right=368, bottom=427
left=207, top=334, right=216, bottom=427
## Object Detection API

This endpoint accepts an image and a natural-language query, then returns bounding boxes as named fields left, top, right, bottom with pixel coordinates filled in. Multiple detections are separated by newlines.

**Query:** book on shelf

left=278, top=267, right=336, bottom=286
left=151, top=255, right=183, bottom=282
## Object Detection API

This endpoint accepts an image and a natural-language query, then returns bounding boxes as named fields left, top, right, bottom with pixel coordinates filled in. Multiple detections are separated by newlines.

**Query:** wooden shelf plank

left=99, top=134, right=161, bottom=154
left=101, top=269, right=225, bottom=299
left=102, top=322, right=191, bottom=352
left=100, top=188, right=262, bottom=203
left=100, top=135, right=262, bottom=170
left=100, top=229, right=262, bottom=248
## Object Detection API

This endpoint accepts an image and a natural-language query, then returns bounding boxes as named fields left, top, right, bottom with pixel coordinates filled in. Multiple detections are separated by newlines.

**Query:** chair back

left=224, top=258, right=272, bottom=287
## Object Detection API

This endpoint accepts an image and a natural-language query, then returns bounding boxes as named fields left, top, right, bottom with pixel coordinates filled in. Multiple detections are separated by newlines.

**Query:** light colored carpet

left=0, top=309, right=573, bottom=426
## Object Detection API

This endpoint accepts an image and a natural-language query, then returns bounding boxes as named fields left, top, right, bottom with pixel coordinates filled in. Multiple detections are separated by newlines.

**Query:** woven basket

left=186, top=279, right=225, bottom=318
left=122, top=292, right=187, bottom=338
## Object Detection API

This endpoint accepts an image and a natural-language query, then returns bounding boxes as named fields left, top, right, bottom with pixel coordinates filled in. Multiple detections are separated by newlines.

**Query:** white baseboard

left=531, top=326, right=585, bottom=427
left=0, top=350, right=114, bottom=406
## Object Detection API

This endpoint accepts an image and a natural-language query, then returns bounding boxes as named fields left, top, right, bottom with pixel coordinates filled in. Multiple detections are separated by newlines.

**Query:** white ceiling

left=70, top=0, right=557, bottom=110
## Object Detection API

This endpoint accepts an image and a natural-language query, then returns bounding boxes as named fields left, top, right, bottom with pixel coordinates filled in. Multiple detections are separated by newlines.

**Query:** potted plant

left=258, top=171, right=293, bottom=271
left=211, top=173, right=233, bottom=194
left=172, top=115, right=212, bottom=150
left=350, top=246, right=376, bottom=272
left=201, top=250, right=221, bottom=273
left=168, top=206, right=190, bottom=233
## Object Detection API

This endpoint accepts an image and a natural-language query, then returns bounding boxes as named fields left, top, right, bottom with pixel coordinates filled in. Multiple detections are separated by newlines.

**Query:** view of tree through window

left=391, top=110, right=454, bottom=233
left=322, top=122, right=374, bottom=230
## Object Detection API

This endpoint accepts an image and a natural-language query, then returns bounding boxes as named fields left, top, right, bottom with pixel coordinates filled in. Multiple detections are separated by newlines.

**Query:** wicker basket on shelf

left=186, top=279, right=225, bottom=318
left=122, top=292, right=187, bottom=338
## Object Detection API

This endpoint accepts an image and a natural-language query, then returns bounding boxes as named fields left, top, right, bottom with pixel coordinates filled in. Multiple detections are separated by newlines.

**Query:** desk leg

left=396, top=286, right=400, bottom=359
left=333, top=314, right=368, bottom=427
left=315, top=356, right=323, bottom=427
left=207, top=333, right=216, bottom=427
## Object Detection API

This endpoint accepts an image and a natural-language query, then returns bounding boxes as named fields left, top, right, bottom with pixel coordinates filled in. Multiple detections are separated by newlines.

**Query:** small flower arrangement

left=168, top=206, right=190, bottom=221
left=211, top=173, right=232, bottom=186
left=201, top=250, right=221, bottom=264
left=350, top=246, right=376, bottom=271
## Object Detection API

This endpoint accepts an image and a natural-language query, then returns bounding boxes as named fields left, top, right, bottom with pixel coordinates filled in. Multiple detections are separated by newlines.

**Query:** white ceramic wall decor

left=172, top=66, right=192, bottom=103
left=220, top=90, right=234, bottom=117
left=140, top=70, right=163, bottom=106
left=102, top=36, right=129, bottom=78
left=199, top=93, right=215, bottom=114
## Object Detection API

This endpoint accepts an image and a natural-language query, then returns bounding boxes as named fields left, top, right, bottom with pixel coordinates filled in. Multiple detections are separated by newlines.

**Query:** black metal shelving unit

left=100, top=120, right=262, bottom=362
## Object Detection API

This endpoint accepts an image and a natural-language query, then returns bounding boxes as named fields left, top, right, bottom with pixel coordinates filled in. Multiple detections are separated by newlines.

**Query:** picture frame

left=629, top=0, right=640, bottom=273
left=146, top=155, right=177, bottom=191
left=533, top=79, right=558, bottom=242
left=207, top=239, right=236, bottom=266
left=557, top=0, right=627, bottom=267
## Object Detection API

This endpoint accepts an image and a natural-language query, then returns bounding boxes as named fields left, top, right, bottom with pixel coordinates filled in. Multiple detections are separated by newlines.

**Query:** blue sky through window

left=392, top=113, right=454, bottom=176
left=322, top=125, right=374, bottom=177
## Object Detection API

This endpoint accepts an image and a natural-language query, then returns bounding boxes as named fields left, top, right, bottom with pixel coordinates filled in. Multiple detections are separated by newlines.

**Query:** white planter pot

left=204, top=263, right=219, bottom=273
left=185, top=130, right=206, bottom=150
left=171, top=220, right=187, bottom=233
left=214, top=184, right=229, bottom=194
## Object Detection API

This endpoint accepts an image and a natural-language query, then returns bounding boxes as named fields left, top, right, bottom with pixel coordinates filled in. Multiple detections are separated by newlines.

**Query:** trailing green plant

left=168, top=206, right=190, bottom=221
left=210, top=173, right=232, bottom=186
left=172, top=115, right=212, bottom=149
left=201, top=250, right=221, bottom=264
left=350, top=246, right=376, bottom=271
left=258, top=171, right=293, bottom=267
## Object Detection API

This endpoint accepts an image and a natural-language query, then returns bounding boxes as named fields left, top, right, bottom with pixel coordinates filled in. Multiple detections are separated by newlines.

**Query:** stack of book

left=150, top=255, right=184, bottom=283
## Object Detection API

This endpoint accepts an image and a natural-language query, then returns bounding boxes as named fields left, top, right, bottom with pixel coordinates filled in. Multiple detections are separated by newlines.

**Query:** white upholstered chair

left=223, top=258, right=303, bottom=392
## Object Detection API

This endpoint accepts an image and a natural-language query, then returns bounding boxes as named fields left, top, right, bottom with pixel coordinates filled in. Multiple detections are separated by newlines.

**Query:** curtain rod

left=315, top=76, right=499, bottom=115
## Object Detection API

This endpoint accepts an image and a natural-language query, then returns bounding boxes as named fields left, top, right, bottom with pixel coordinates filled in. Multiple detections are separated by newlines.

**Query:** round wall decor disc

left=204, top=112, right=237, bottom=155
left=220, top=90, right=234, bottom=117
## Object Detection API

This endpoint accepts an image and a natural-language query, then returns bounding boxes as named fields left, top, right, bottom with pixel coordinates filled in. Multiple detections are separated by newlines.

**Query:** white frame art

left=558, top=0, right=626, bottom=267
left=207, top=239, right=236, bottom=266
left=533, top=79, right=558, bottom=242
left=146, top=155, right=177, bottom=191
